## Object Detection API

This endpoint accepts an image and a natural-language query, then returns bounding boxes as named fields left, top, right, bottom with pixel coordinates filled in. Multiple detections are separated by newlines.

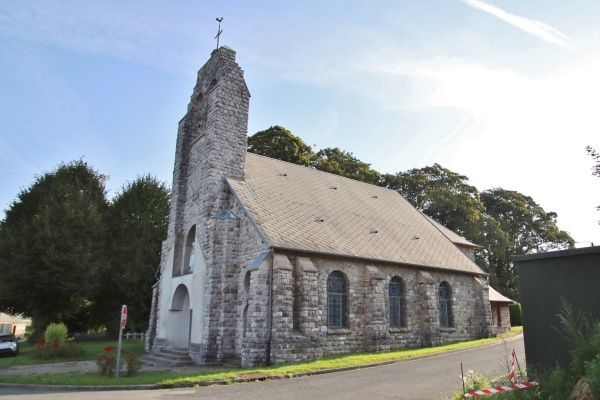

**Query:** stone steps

left=142, top=348, right=194, bottom=367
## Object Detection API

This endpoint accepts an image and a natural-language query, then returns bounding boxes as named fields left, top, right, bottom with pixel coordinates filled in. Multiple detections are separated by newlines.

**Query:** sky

left=1, top=0, right=599, bottom=248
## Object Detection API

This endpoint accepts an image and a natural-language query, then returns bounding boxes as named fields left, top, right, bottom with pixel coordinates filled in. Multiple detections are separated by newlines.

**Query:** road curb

left=0, top=382, right=160, bottom=391
left=0, top=334, right=523, bottom=392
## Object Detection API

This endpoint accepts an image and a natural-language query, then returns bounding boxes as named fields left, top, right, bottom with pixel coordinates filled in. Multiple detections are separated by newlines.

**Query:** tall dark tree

left=94, top=175, right=170, bottom=334
left=481, top=188, right=574, bottom=299
left=314, top=147, right=381, bottom=185
left=0, top=160, right=109, bottom=338
left=248, top=126, right=314, bottom=166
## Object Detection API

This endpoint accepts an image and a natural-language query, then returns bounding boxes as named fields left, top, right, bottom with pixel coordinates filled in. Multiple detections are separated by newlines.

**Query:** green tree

left=94, top=175, right=170, bottom=334
left=314, top=147, right=381, bottom=185
left=248, top=126, right=314, bottom=166
left=382, top=163, right=485, bottom=239
left=248, top=126, right=381, bottom=185
left=384, top=164, right=573, bottom=300
left=481, top=188, right=574, bottom=299
left=383, top=164, right=507, bottom=287
left=0, top=160, right=109, bottom=339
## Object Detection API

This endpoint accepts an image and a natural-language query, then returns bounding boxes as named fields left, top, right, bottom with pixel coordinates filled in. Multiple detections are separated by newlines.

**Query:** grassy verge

left=0, top=329, right=522, bottom=387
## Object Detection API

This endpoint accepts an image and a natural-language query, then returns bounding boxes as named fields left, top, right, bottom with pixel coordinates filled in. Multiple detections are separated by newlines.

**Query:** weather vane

left=215, top=18, right=223, bottom=49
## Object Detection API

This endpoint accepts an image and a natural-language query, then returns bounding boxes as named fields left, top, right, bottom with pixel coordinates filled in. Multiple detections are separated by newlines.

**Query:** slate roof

left=424, top=215, right=481, bottom=248
left=489, top=287, right=516, bottom=303
left=227, top=153, right=485, bottom=275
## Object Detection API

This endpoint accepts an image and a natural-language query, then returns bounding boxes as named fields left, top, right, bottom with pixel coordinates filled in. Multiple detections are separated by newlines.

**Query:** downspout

left=265, top=247, right=274, bottom=365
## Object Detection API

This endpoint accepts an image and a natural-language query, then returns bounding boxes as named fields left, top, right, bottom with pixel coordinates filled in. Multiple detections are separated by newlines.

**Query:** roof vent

left=329, top=186, right=337, bottom=190
left=371, top=195, right=378, bottom=199
left=279, top=172, right=287, bottom=176
left=370, top=229, right=378, bottom=234
left=315, top=217, right=325, bottom=223
left=412, top=235, right=420, bottom=240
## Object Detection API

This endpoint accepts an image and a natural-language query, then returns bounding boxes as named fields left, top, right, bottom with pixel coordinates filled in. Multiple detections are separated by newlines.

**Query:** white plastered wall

left=156, top=238, right=207, bottom=348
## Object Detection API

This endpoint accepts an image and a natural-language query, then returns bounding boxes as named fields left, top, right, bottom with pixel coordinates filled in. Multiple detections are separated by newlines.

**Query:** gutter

left=270, top=245, right=487, bottom=278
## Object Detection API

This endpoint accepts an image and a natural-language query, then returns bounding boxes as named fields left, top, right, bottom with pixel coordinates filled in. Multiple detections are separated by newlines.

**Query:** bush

left=447, top=370, right=491, bottom=400
left=122, top=349, right=143, bottom=376
left=35, top=338, right=85, bottom=359
left=96, top=345, right=142, bottom=377
left=536, top=364, right=576, bottom=400
left=96, top=346, right=123, bottom=377
left=586, top=353, right=600, bottom=397
left=509, top=304, right=522, bottom=326
left=45, top=323, right=68, bottom=345
left=556, top=301, right=600, bottom=378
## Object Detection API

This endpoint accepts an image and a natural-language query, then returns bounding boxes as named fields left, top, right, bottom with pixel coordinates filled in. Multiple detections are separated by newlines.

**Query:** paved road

left=1, top=336, right=525, bottom=400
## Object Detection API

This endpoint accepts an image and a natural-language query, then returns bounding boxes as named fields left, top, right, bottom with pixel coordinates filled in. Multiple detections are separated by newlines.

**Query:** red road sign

left=121, top=305, right=127, bottom=329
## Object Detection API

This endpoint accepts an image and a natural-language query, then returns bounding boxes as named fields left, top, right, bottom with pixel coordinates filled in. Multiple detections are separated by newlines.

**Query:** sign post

left=115, top=305, right=127, bottom=378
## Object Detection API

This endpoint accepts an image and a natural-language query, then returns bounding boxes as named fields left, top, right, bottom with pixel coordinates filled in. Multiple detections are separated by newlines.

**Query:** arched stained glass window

left=327, top=271, right=348, bottom=328
left=389, top=277, right=405, bottom=328
left=439, top=281, right=452, bottom=328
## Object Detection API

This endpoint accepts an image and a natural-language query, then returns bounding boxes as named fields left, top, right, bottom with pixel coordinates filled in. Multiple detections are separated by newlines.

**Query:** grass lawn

left=0, top=328, right=523, bottom=388
left=0, top=339, right=146, bottom=368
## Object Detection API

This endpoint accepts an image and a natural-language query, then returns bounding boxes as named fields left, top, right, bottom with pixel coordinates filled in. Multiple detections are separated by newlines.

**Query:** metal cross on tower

left=215, top=18, right=223, bottom=49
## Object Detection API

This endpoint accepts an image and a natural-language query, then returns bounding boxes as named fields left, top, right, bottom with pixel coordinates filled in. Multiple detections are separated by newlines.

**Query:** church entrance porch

left=168, top=284, right=192, bottom=349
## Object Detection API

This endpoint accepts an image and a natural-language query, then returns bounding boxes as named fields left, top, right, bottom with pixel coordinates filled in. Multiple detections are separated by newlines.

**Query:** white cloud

left=354, top=51, right=600, bottom=244
left=462, top=0, right=576, bottom=49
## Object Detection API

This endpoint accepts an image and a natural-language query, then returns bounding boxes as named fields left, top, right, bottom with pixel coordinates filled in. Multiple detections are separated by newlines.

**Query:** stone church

left=146, top=46, right=493, bottom=367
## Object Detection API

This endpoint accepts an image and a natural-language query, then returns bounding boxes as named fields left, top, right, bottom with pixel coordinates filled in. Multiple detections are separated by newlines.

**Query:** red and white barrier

left=509, top=349, right=516, bottom=383
left=463, top=381, right=539, bottom=398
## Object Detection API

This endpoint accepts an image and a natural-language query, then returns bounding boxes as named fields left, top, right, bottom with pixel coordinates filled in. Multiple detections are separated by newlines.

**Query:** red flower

left=103, top=345, right=116, bottom=352
left=39, top=339, right=46, bottom=346
left=52, top=342, right=60, bottom=347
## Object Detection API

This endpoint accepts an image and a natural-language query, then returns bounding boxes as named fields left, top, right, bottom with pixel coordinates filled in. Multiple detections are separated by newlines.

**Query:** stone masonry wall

left=228, top=198, right=268, bottom=365
left=491, top=303, right=511, bottom=335
left=150, top=46, right=252, bottom=362
left=263, top=252, right=492, bottom=365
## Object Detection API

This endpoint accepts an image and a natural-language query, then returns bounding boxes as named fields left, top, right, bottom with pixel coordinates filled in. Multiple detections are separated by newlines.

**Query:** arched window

left=389, top=277, right=405, bottom=328
left=183, top=225, right=196, bottom=273
left=327, top=271, right=348, bottom=328
left=439, top=281, right=452, bottom=327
